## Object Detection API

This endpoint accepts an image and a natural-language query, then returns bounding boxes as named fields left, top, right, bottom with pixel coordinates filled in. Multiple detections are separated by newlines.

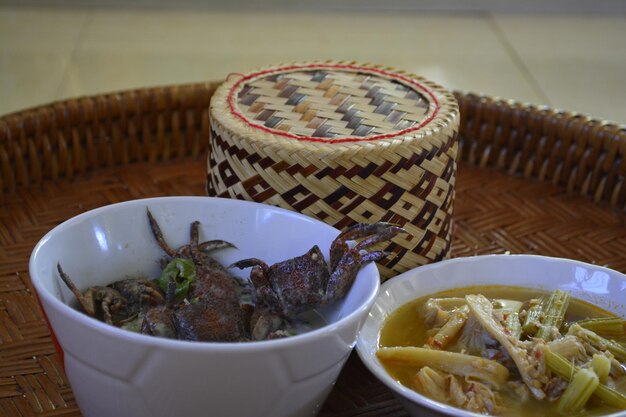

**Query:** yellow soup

left=378, top=286, right=626, bottom=417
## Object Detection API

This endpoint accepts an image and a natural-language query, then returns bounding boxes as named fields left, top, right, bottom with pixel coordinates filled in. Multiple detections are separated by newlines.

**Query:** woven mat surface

left=1, top=155, right=625, bottom=416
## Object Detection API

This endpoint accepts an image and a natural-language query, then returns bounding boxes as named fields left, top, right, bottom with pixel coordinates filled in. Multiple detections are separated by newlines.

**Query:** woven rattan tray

left=0, top=81, right=625, bottom=417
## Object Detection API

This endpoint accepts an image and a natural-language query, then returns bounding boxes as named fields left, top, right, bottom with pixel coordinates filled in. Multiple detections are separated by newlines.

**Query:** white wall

left=1, top=0, right=625, bottom=14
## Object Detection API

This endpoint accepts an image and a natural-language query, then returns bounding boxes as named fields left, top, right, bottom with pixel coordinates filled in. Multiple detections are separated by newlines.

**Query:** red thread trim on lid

left=226, top=63, right=441, bottom=144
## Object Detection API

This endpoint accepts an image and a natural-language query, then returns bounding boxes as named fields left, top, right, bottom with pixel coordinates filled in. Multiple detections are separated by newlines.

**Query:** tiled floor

left=1, top=6, right=625, bottom=122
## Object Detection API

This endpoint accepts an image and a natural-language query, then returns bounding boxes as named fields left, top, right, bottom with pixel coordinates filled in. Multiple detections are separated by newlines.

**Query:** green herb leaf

left=157, top=258, right=196, bottom=303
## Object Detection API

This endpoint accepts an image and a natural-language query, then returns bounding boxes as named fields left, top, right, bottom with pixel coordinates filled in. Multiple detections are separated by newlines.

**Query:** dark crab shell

left=266, top=245, right=329, bottom=316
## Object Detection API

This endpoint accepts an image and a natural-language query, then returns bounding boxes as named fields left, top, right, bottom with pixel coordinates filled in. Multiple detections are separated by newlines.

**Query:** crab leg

left=141, top=281, right=177, bottom=339
left=57, top=263, right=96, bottom=317
left=329, top=222, right=406, bottom=269
left=190, top=220, right=200, bottom=246
left=229, top=258, right=269, bottom=274
left=164, top=277, right=177, bottom=308
left=149, top=211, right=234, bottom=260
left=57, top=263, right=125, bottom=324
left=198, top=240, right=237, bottom=253
left=147, top=209, right=177, bottom=257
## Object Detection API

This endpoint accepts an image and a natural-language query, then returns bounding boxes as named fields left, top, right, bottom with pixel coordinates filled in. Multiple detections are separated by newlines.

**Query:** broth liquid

left=378, top=285, right=626, bottom=417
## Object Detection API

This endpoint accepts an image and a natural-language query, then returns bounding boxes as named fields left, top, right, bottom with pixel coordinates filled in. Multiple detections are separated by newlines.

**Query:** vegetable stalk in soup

left=377, top=286, right=626, bottom=417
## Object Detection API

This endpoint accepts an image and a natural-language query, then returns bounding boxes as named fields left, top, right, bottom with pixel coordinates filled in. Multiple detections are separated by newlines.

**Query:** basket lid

left=210, top=62, right=457, bottom=145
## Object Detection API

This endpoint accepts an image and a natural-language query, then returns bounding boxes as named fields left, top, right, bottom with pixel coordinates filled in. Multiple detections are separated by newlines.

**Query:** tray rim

left=0, top=81, right=624, bottom=209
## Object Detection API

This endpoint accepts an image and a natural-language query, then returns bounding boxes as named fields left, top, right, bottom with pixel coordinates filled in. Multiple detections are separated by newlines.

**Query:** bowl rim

left=29, top=196, right=380, bottom=352
left=356, top=254, right=626, bottom=417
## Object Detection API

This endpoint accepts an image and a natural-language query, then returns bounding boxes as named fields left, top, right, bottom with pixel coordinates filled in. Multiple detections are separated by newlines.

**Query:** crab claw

left=230, top=260, right=285, bottom=340
left=229, top=258, right=269, bottom=273
left=230, top=258, right=283, bottom=314
left=324, top=222, right=407, bottom=303
left=329, top=222, right=407, bottom=270
left=189, top=240, right=237, bottom=270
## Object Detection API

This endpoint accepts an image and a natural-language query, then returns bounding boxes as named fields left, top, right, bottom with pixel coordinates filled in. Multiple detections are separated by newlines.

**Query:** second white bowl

left=356, top=254, right=626, bottom=417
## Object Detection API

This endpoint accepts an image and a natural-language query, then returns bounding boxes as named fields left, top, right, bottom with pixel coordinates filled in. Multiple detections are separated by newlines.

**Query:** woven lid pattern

left=208, top=62, right=460, bottom=279
left=237, top=70, right=430, bottom=139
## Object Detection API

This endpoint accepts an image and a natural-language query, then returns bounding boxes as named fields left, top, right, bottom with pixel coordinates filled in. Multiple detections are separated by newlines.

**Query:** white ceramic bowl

left=30, top=196, right=380, bottom=417
left=356, top=254, right=626, bottom=417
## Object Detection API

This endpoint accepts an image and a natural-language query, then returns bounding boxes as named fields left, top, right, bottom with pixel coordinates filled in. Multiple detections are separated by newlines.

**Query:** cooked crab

left=141, top=209, right=245, bottom=342
left=57, top=263, right=163, bottom=325
left=59, top=210, right=405, bottom=343
left=230, top=222, right=406, bottom=340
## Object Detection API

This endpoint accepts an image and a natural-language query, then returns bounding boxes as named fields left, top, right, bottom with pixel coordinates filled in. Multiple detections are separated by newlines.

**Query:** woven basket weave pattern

left=208, top=63, right=460, bottom=279
left=208, top=123, right=458, bottom=275
left=237, top=70, right=429, bottom=138
left=0, top=84, right=217, bottom=196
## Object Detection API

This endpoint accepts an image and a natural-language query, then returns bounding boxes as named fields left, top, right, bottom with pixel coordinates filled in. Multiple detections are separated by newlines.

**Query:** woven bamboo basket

left=207, top=62, right=460, bottom=279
